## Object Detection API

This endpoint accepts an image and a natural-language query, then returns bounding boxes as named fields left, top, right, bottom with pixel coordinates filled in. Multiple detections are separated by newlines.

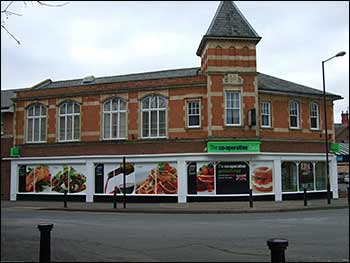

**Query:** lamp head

left=335, top=51, right=346, bottom=57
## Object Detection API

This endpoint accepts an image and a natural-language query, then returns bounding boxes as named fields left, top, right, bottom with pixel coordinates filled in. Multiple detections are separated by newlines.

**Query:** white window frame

left=141, top=95, right=167, bottom=138
left=187, top=99, right=201, bottom=128
left=102, top=98, right=127, bottom=140
left=26, top=104, right=47, bottom=143
left=260, top=101, right=271, bottom=128
left=309, top=102, right=320, bottom=130
left=225, top=91, right=241, bottom=126
left=58, top=101, right=80, bottom=142
left=289, top=100, right=300, bottom=129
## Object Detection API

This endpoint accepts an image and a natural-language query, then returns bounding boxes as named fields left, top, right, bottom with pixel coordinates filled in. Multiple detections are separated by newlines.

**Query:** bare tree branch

left=1, top=24, right=20, bottom=44
left=37, top=1, right=69, bottom=7
left=1, top=1, right=69, bottom=45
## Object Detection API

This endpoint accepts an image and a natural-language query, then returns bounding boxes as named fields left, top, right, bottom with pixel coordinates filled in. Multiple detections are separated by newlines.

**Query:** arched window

left=289, top=100, right=300, bottom=128
left=141, top=95, right=166, bottom=138
left=58, top=101, right=80, bottom=141
left=103, top=98, right=127, bottom=139
left=26, top=104, right=47, bottom=143
left=309, top=102, right=319, bottom=130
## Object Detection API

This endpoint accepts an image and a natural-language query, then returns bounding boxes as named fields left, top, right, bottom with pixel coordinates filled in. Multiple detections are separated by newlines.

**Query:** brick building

left=5, top=1, right=343, bottom=202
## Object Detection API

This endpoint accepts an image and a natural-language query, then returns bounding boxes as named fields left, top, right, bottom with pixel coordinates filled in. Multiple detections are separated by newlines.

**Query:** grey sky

left=1, top=1, right=349, bottom=122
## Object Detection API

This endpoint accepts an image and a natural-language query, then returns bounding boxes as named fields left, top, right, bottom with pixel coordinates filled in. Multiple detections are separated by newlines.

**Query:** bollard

left=348, top=187, right=349, bottom=206
left=249, top=189, right=253, bottom=208
left=303, top=188, right=307, bottom=206
left=123, top=156, right=126, bottom=209
left=113, top=187, right=117, bottom=209
left=63, top=190, right=68, bottom=208
left=38, top=224, right=54, bottom=263
left=267, top=238, right=288, bottom=263
left=327, top=183, right=331, bottom=205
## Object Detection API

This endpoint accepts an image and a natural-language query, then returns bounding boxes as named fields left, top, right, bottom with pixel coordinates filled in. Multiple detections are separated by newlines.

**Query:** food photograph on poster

left=135, top=162, right=177, bottom=195
left=51, top=165, right=87, bottom=194
left=196, top=162, right=215, bottom=195
left=251, top=162, right=273, bottom=194
left=25, top=165, right=51, bottom=193
left=103, top=163, right=135, bottom=194
left=216, top=162, right=249, bottom=194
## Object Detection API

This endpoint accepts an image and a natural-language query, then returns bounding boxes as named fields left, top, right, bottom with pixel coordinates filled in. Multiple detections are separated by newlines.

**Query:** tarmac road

left=1, top=208, right=349, bottom=262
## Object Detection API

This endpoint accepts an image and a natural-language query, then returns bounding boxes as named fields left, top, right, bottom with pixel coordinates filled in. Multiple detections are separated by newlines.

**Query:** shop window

left=260, top=101, right=271, bottom=128
left=282, top=162, right=297, bottom=192
left=225, top=91, right=241, bottom=126
left=299, top=162, right=314, bottom=190
left=26, top=104, right=47, bottom=143
left=58, top=101, right=80, bottom=142
left=187, top=100, right=200, bottom=128
left=315, top=161, right=327, bottom=190
left=103, top=98, right=127, bottom=140
left=310, top=102, right=320, bottom=130
left=141, top=95, right=167, bottom=138
left=289, top=100, right=300, bottom=128
left=1, top=113, right=3, bottom=135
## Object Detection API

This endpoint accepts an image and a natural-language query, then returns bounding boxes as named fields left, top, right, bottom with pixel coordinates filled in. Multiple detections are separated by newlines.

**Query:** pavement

left=1, top=197, right=348, bottom=214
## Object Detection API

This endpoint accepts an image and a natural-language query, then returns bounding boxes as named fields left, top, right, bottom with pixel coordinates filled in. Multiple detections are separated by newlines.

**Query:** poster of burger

left=251, top=162, right=274, bottom=194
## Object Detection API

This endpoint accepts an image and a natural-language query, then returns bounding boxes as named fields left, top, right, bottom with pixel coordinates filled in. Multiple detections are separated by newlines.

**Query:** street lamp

left=322, top=51, right=346, bottom=204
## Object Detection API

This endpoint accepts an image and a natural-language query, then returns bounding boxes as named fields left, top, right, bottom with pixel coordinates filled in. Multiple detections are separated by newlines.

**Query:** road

left=1, top=208, right=349, bottom=262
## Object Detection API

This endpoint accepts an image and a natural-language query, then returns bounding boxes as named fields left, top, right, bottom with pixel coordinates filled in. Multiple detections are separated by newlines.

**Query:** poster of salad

left=216, top=162, right=249, bottom=194
left=196, top=162, right=215, bottom=195
left=51, top=165, right=86, bottom=194
left=251, top=161, right=274, bottom=194
left=103, top=163, right=135, bottom=194
left=135, top=162, right=178, bottom=195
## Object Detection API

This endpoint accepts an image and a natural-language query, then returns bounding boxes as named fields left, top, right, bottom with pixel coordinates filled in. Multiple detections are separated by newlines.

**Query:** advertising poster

left=18, top=164, right=86, bottom=194
left=196, top=162, right=215, bottom=195
left=103, top=163, right=135, bottom=194
left=251, top=162, right=274, bottom=194
left=135, top=162, right=177, bottom=195
left=187, top=162, right=197, bottom=194
left=216, top=162, right=249, bottom=194
left=51, top=165, right=87, bottom=194
left=299, top=162, right=314, bottom=190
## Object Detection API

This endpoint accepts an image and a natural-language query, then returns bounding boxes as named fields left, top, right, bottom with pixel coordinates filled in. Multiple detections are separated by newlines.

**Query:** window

left=315, top=162, right=327, bottom=190
left=58, top=101, right=80, bottom=142
left=225, top=91, right=241, bottom=125
left=282, top=162, right=298, bottom=192
left=260, top=101, right=271, bottom=127
left=103, top=98, right=127, bottom=140
left=289, top=100, right=300, bottom=128
left=1, top=113, right=3, bottom=135
left=26, top=104, right=47, bottom=143
left=310, top=102, right=319, bottom=130
left=141, top=95, right=166, bottom=138
left=187, top=100, right=200, bottom=128
left=299, top=162, right=314, bottom=191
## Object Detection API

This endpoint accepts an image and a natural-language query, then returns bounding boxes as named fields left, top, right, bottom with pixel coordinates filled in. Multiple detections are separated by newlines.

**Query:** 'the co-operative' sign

left=207, top=141, right=261, bottom=153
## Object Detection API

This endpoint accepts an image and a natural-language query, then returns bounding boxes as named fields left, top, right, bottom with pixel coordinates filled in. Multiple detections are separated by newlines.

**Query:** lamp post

left=322, top=51, right=346, bottom=204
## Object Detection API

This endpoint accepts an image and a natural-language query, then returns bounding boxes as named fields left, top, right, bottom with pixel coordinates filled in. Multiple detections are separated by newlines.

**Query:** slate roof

left=20, top=67, right=341, bottom=100
left=257, top=72, right=341, bottom=98
left=36, top=67, right=202, bottom=90
left=1, top=89, right=16, bottom=112
left=197, top=1, right=261, bottom=56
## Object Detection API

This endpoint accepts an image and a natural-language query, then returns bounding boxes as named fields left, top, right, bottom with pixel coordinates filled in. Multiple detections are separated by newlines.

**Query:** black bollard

left=113, top=188, right=117, bottom=209
left=327, top=183, right=331, bottom=205
left=348, top=187, right=349, bottom=206
left=63, top=190, right=68, bottom=208
left=249, top=189, right=253, bottom=208
left=303, top=188, right=307, bottom=206
left=38, top=224, right=54, bottom=263
left=123, top=156, right=126, bottom=209
left=267, top=238, right=288, bottom=263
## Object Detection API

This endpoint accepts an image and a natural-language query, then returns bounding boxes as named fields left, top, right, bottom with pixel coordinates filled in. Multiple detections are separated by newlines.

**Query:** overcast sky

left=1, top=1, right=349, bottom=122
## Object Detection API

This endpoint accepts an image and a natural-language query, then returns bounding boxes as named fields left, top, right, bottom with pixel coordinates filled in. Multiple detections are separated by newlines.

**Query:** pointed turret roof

left=196, top=1, right=261, bottom=56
